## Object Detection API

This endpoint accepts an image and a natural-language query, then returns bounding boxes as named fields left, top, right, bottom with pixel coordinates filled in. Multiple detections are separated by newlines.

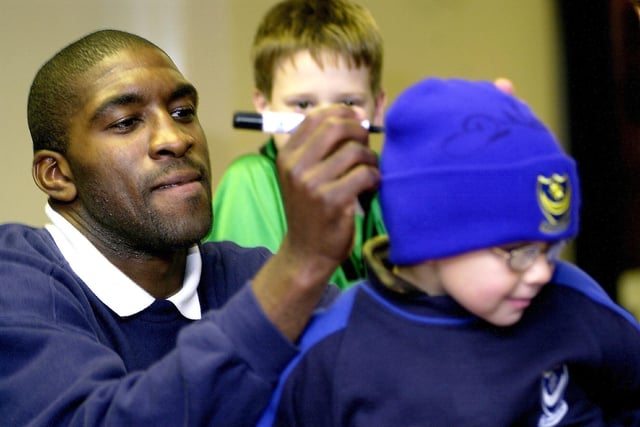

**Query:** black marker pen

left=233, top=111, right=384, bottom=134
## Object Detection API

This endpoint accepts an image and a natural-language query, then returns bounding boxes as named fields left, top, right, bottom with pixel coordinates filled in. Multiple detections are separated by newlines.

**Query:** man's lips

left=151, top=170, right=202, bottom=191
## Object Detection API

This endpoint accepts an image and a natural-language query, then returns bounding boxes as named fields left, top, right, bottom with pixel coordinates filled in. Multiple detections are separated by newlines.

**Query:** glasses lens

left=510, top=245, right=543, bottom=271
left=546, top=240, right=567, bottom=261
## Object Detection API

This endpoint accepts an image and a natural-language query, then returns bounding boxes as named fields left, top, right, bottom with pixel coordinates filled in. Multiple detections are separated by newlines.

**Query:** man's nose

left=149, top=114, right=193, bottom=158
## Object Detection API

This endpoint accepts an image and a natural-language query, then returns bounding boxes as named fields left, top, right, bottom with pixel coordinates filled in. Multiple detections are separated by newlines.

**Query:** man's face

left=64, top=46, right=212, bottom=252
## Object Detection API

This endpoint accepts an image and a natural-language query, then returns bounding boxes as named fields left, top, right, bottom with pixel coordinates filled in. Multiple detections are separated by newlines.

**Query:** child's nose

left=521, top=254, right=554, bottom=288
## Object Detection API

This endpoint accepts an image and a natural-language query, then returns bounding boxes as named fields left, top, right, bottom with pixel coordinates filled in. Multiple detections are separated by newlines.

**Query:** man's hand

left=494, top=77, right=515, bottom=95
left=278, top=106, right=379, bottom=275
left=252, top=106, right=380, bottom=341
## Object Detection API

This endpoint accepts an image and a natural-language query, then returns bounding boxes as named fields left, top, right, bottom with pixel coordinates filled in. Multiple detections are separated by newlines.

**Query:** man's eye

left=110, top=117, right=139, bottom=132
left=172, top=106, right=196, bottom=121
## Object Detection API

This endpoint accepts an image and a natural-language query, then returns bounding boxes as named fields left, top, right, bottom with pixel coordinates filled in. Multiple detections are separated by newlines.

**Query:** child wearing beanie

left=257, top=78, right=640, bottom=426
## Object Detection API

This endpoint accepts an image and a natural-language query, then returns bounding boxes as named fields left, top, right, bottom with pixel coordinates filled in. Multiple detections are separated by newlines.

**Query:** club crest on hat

left=537, top=173, right=572, bottom=234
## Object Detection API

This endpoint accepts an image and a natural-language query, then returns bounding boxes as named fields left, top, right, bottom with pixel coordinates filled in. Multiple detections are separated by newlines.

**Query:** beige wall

left=0, top=0, right=564, bottom=226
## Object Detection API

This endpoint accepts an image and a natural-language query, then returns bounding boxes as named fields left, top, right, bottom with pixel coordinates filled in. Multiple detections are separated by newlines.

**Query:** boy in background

left=204, top=0, right=387, bottom=289
left=257, top=78, right=640, bottom=426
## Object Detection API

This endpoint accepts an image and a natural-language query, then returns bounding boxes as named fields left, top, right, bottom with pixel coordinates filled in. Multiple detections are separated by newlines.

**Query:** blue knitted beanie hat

left=380, top=78, right=580, bottom=265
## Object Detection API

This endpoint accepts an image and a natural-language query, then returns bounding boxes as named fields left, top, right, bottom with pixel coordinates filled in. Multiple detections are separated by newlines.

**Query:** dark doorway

left=559, top=0, right=640, bottom=300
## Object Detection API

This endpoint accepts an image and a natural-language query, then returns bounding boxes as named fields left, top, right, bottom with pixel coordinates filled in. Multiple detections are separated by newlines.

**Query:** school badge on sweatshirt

left=537, top=364, right=569, bottom=427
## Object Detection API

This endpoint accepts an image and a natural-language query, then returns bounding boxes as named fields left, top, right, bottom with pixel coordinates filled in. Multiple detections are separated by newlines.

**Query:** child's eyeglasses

left=491, top=240, right=567, bottom=272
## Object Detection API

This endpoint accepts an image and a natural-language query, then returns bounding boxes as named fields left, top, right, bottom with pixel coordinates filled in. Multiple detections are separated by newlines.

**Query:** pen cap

left=233, top=112, right=263, bottom=130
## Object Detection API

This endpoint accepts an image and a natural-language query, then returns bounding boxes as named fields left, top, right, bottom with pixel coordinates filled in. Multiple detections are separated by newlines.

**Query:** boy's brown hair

left=252, top=0, right=383, bottom=99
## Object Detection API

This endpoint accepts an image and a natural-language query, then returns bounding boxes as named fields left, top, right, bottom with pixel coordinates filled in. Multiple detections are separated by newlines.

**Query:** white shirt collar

left=44, top=204, right=202, bottom=319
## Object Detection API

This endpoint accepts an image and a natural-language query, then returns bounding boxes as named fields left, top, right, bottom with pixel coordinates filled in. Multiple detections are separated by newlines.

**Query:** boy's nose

left=522, top=255, right=554, bottom=288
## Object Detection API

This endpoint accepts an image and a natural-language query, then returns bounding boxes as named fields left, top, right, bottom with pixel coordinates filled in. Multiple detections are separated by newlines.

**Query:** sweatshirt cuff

left=212, top=283, right=298, bottom=381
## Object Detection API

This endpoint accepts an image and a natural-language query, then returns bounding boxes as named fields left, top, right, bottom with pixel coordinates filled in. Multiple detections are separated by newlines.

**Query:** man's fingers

left=281, top=140, right=379, bottom=205
left=318, top=163, right=381, bottom=209
left=283, top=106, right=368, bottom=154
left=494, top=77, right=515, bottom=95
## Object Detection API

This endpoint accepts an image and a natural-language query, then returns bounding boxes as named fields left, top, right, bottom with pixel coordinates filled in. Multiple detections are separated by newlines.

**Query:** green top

left=204, top=139, right=386, bottom=290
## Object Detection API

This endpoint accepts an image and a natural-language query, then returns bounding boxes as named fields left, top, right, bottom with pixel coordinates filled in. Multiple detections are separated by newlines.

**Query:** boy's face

left=253, top=50, right=385, bottom=149
left=414, top=242, right=555, bottom=326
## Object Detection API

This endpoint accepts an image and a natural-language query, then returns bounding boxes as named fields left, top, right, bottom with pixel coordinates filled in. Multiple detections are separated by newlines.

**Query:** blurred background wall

left=4, top=0, right=640, bottom=311
left=0, top=0, right=565, bottom=226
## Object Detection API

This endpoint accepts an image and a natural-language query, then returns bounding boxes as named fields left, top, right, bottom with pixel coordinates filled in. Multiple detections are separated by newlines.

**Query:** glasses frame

left=491, top=240, right=567, bottom=272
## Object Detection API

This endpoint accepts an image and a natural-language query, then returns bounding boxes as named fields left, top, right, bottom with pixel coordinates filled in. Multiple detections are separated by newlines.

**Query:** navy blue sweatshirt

left=0, top=223, right=299, bottom=426
left=258, top=236, right=640, bottom=426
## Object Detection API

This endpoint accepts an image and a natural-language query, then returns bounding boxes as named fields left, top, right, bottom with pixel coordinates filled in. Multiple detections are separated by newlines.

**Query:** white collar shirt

left=44, top=204, right=202, bottom=320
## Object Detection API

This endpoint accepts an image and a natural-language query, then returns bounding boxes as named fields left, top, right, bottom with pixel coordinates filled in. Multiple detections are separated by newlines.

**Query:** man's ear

left=252, top=89, right=269, bottom=113
left=32, top=150, right=77, bottom=202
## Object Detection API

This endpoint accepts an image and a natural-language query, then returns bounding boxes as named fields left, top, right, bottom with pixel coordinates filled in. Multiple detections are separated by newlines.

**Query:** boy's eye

left=296, top=101, right=312, bottom=110
left=341, top=98, right=364, bottom=107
